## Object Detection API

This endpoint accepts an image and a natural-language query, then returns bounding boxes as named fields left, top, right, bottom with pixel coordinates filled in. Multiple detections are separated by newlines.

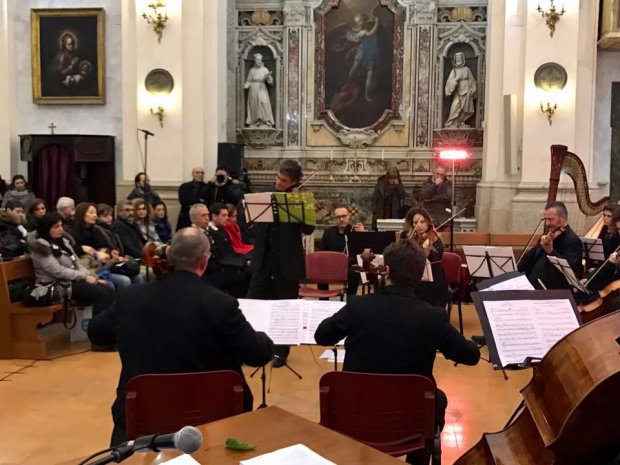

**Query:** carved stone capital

left=412, top=0, right=436, bottom=24
left=238, top=128, right=283, bottom=148
left=283, top=2, right=307, bottom=26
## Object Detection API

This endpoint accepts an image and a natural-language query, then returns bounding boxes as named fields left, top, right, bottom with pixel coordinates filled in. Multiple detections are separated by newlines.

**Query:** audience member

left=189, top=203, right=210, bottom=234
left=87, top=228, right=274, bottom=445
left=152, top=201, right=172, bottom=243
left=177, top=167, right=208, bottom=230
left=1, top=175, right=35, bottom=209
left=0, top=173, right=7, bottom=198
left=371, top=167, right=407, bottom=230
left=25, top=199, right=47, bottom=232
left=56, top=197, right=75, bottom=229
left=126, top=172, right=162, bottom=206
left=320, top=205, right=364, bottom=296
left=27, top=212, right=115, bottom=318
left=0, top=200, right=28, bottom=258
left=223, top=203, right=253, bottom=254
left=246, top=159, right=315, bottom=367
left=414, top=166, right=452, bottom=228
left=111, top=201, right=145, bottom=259
left=204, top=166, right=244, bottom=208
left=131, top=198, right=160, bottom=242
left=315, top=239, right=480, bottom=465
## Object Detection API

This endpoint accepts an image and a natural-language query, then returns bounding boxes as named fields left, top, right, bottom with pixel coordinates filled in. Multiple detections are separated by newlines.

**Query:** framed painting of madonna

left=314, top=0, right=404, bottom=132
left=31, top=8, right=105, bottom=104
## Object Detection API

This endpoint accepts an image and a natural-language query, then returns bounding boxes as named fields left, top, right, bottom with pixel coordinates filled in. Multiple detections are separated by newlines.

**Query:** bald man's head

left=191, top=167, right=205, bottom=183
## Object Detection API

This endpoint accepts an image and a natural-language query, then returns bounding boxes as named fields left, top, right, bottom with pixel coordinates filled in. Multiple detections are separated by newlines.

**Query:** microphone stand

left=79, top=446, right=134, bottom=465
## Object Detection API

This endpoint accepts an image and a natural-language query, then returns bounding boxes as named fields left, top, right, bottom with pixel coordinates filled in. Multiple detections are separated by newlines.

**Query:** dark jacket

left=371, top=176, right=407, bottom=230
left=204, top=180, right=244, bottom=208
left=126, top=186, right=161, bottom=206
left=111, top=218, right=145, bottom=259
left=416, top=177, right=452, bottom=227
left=517, top=225, right=583, bottom=290
left=87, top=270, right=274, bottom=444
left=69, top=224, right=112, bottom=256
left=0, top=216, right=28, bottom=259
left=315, top=285, right=480, bottom=382
left=321, top=225, right=351, bottom=254
left=177, top=181, right=209, bottom=230
left=153, top=218, right=172, bottom=243
left=97, top=221, right=125, bottom=255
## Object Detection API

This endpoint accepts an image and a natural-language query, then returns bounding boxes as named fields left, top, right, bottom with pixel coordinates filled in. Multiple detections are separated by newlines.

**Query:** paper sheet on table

left=483, top=299, right=579, bottom=367
left=240, top=444, right=337, bottom=465
left=320, top=349, right=345, bottom=363
left=480, top=275, right=534, bottom=292
left=162, top=454, right=201, bottom=464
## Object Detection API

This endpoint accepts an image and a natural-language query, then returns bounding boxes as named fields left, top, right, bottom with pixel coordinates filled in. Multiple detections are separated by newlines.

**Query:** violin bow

left=516, top=218, right=545, bottom=266
left=584, top=242, right=620, bottom=288
left=436, top=207, right=467, bottom=230
left=295, top=169, right=319, bottom=191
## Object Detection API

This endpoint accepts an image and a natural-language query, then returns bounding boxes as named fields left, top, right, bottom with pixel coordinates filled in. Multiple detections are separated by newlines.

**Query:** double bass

left=454, top=311, right=620, bottom=465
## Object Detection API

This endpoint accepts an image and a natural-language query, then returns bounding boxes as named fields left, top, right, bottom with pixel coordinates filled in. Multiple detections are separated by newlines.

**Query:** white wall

left=594, top=50, right=620, bottom=185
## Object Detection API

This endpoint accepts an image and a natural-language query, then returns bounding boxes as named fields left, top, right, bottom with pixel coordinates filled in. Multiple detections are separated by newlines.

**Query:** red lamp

left=438, top=147, right=470, bottom=160
left=437, top=147, right=470, bottom=251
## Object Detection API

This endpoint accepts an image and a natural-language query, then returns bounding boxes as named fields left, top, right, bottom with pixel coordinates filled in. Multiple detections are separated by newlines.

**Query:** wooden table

left=61, top=407, right=404, bottom=465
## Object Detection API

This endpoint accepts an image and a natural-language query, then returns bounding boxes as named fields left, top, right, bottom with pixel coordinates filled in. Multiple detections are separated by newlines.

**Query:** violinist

left=586, top=205, right=620, bottom=292
left=517, top=201, right=583, bottom=290
left=245, top=159, right=315, bottom=368
left=401, top=207, right=449, bottom=308
left=321, top=206, right=364, bottom=296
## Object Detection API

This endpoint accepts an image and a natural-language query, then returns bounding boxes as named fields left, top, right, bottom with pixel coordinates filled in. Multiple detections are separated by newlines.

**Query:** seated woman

left=71, top=202, right=141, bottom=290
left=401, top=207, right=449, bottom=309
left=152, top=201, right=172, bottom=243
left=126, top=172, right=161, bottom=206
left=25, top=199, right=47, bottom=232
left=223, top=203, right=253, bottom=254
left=131, top=198, right=160, bottom=243
left=1, top=174, right=36, bottom=209
left=587, top=204, right=620, bottom=292
left=27, top=212, right=115, bottom=317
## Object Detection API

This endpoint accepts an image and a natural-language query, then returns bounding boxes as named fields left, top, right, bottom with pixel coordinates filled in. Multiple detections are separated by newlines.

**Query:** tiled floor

left=0, top=304, right=532, bottom=465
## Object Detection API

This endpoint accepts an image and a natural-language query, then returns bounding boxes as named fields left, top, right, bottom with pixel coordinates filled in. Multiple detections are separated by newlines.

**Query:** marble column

left=283, top=2, right=306, bottom=147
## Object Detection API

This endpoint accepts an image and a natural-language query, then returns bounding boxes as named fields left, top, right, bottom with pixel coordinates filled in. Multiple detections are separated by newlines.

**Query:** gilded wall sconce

left=145, top=68, right=174, bottom=128
left=534, top=62, right=567, bottom=126
left=142, top=1, right=169, bottom=43
left=536, top=0, right=565, bottom=38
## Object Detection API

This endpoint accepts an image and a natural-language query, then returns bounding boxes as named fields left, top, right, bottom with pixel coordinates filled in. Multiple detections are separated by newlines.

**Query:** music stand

left=546, top=256, right=590, bottom=294
left=347, top=231, right=397, bottom=257
left=243, top=191, right=316, bottom=226
left=580, top=237, right=604, bottom=271
left=463, top=246, right=516, bottom=279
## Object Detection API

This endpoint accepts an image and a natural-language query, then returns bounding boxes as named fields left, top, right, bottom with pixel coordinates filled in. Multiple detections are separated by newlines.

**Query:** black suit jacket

left=517, top=225, right=583, bottom=290
left=88, top=270, right=274, bottom=444
left=315, top=285, right=479, bottom=382
left=177, top=181, right=209, bottom=229
left=111, top=219, right=145, bottom=259
left=321, top=225, right=350, bottom=253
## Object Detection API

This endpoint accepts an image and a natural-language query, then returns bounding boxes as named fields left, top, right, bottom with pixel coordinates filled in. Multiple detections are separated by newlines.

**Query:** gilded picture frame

left=599, top=0, right=620, bottom=50
left=31, top=8, right=105, bottom=104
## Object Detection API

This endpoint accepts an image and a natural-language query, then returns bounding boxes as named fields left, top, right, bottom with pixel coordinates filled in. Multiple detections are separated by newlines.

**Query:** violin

left=142, top=241, right=173, bottom=278
left=454, top=310, right=620, bottom=465
left=539, top=224, right=566, bottom=248
left=352, top=248, right=388, bottom=292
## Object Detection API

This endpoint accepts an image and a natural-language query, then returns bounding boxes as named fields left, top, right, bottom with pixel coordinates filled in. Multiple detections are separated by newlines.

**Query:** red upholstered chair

left=319, top=372, right=441, bottom=464
left=299, top=251, right=349, bottom=300
left=125, top=370, right=244, bottom=439
left=441, top=252, right=464, bottom=334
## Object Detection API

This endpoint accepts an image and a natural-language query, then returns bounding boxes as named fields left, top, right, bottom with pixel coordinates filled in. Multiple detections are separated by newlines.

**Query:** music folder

left=471, top=289, right=581, bottom=370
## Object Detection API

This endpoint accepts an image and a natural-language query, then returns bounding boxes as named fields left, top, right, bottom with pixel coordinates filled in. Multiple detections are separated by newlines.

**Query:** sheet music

left=241, top=444, right=337, bottom=465
left=546, top=256, right=588, bottom=292
left=480, top=275, right=534, bottom=292
left=463, top=246, right=516, bottom=278
left=243, top=193, right=274, bottom=223
left=580, top=237, right=605, bottom=261
left=238, top=299, right=345, bottom=345
left=484, top=299, right=579, bottom=367
left=319, top=349, right=345, bottom=363
left=421, top=259, right=433, bottom=282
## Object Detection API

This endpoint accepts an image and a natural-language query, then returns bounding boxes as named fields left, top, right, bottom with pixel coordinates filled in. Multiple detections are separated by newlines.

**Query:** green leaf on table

left=225, top=437, right=256, bottom=451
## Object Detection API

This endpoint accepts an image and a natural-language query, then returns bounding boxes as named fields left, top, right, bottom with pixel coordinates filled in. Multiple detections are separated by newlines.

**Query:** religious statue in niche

left=244, top=52, right=275, bottom=128
left=323, top=0, right=394, bottom=128
left=444, top=52, right=477, bottom=128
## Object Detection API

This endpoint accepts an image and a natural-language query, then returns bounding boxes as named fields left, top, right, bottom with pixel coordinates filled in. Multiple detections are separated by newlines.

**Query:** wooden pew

left=0, top=256, right=72, bottom=359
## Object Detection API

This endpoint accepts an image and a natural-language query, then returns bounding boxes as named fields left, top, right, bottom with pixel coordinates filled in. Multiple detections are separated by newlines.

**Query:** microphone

left=122, top=426, right=202, bottom=454
left=138, top=128, right=155, bottom=136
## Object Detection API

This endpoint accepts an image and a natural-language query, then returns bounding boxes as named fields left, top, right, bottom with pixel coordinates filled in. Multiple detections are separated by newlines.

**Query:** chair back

left=125, top=370, right=244, bottom=439
left=319, top=371, right=436, bottom=456
left=441, top=252, right=462, bottom=287
left=305, top=251, right=348, bottom=284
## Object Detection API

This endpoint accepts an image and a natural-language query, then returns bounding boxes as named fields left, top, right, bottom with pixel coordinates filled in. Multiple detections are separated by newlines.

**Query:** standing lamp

left=438, top=148, right=471, bottom=251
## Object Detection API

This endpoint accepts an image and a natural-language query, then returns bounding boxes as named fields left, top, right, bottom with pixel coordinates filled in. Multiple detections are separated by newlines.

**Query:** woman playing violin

left=401, top=207, right=449, bottom=308
left=587, top=204, right=620, bottom=292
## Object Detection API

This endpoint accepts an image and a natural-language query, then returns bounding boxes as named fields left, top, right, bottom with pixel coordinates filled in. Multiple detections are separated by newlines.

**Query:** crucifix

left=48, top=123, right=56, bottom=135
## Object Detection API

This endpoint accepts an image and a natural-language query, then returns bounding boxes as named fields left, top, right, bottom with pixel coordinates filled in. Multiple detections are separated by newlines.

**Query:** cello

left=454, top=310, right=620, bottom=465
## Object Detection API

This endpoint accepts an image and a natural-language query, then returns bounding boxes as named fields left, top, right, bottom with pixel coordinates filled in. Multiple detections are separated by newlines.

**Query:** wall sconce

left=142, top=1, right=169, bottom=43
left=534, top=62, right=567, bottom=126
left=536, top=0, right=565, bottom=38
left=145, top=68, right=174, bottom=128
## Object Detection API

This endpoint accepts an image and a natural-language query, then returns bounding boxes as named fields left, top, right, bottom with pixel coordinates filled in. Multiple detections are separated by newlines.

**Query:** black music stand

left=546, top=256, right=590, bottom=294
left=471, top=289, right=581, bottom=373
left=580, top=237, right=604, bottom=272
left=463, top=246, right=517, bottom=279
left=347, top=231, right=397, bottom=257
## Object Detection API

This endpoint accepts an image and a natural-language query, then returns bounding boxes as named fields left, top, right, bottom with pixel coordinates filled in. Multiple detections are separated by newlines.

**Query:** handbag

left=22, top=283, right=58, bottom=307
left=111, top=258, right=141, bottom=277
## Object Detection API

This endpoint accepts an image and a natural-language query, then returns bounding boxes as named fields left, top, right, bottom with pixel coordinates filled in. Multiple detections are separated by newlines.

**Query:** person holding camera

left=204, top=167, right=244, bottom=208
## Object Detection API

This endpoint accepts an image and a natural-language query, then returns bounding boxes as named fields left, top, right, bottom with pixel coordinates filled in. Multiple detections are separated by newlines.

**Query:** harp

left=547, top=145, right=611, bottom=237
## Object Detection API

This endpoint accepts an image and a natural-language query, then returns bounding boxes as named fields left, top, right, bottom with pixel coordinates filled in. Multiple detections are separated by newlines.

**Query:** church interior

left=1, top=0, right=620, bottom=464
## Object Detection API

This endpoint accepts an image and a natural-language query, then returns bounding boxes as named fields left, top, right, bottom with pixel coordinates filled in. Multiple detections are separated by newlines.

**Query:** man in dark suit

left=177, top=167, right=209, bottom=229
left=245, top=159, right=315, bottom=367
left=88, top=228, right=274, bottom=446
left=315, top=238, right=480, bottom=465
left=111, top=201, right=145, bottom=259
left=320, top=205, right=364, bottom=296
left=517, top=201, right=583, bottom=290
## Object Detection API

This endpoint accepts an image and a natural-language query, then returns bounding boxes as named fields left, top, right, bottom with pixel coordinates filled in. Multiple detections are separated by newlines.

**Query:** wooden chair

left=0, top=256, right=67, bottom=359
left=125, top=370, right=245, bottom=439
left=299, top=251, right=349, bottom=300
left=441, top=252, right=464, bottom=334
left=319, top=371, right=441, bottom=464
